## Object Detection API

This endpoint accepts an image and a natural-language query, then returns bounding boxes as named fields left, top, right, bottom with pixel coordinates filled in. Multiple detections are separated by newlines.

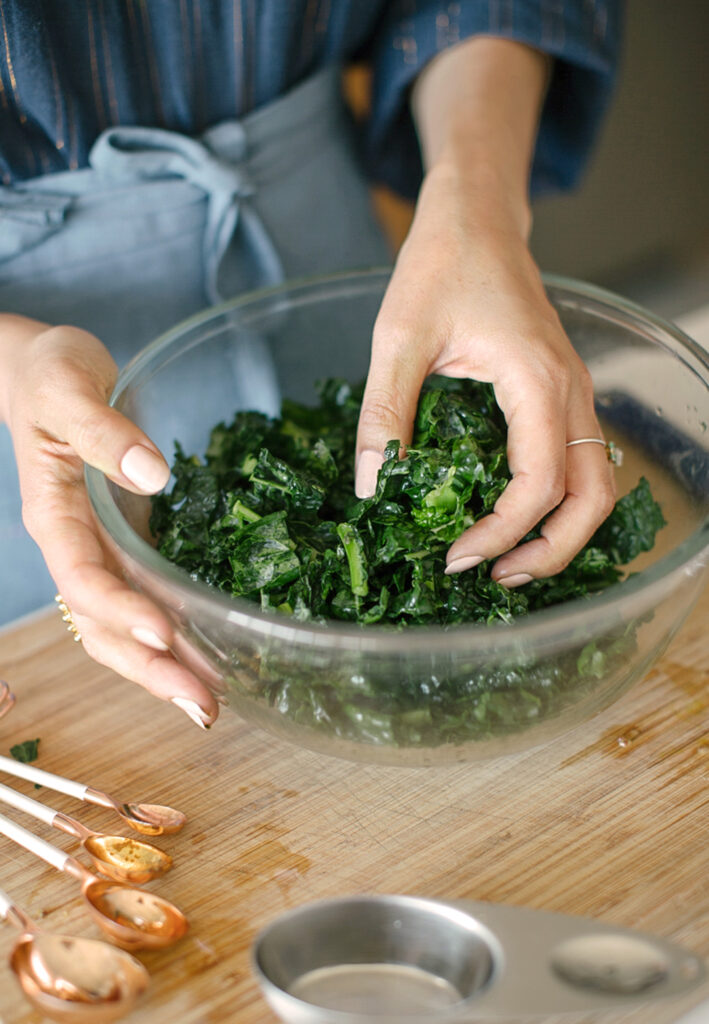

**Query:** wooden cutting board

left=0, top=585, right=707, bottom=1024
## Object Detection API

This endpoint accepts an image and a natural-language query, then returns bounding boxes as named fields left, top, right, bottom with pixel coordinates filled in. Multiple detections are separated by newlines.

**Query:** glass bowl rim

left=86, top=268, right=709, bottom=655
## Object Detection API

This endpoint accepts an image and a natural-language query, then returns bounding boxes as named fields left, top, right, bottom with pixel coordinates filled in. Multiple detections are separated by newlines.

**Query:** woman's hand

left=0, top=315, right=219, bottom=728
left=355, top=37, right=616, bottom=586
left=355, top=172, right=615, bottom=584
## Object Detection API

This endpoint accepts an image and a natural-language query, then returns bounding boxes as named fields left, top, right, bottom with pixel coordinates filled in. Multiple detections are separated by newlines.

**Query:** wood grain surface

left=0, top=585, right=707, bottom=1024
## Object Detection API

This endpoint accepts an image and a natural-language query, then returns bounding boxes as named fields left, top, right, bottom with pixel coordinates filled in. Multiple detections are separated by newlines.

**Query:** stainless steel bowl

left=86, top=270, right=709, bottom=764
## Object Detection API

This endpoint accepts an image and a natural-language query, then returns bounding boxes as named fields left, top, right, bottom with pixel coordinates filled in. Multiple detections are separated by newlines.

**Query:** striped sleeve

left=363, top=0, right=623, bottom=199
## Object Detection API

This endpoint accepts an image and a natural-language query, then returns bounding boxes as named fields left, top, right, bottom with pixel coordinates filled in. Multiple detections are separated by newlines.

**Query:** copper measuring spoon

left=0, top=811, right=188, bottom=951
left=0, top=885, right=149, bottom=1023
left=0, top=781, right=172, bottom=884
left=0, top=680, right=16, bottom=719
left=0, top=753, right=185, bottom=835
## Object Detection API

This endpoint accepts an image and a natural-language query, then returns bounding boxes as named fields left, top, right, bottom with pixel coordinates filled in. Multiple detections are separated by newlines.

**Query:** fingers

left=11, top=324, right=176, bottom=654
left=72, top=613, right=219, bottom=729
left=63, top=401, right=169, bottom=495
left=355, top=319, right=432, bottom=498
left=446, top=370, right=568, bottom=571
left=19, top=325, right=169, bottom=495
left=446, top=367, right=617, bottom=584
left=491, top=439, right=616, bottom=582
left=39, top=511, right=175, bottom=647
left=17, top=424, right=175, bottom=649
left=6, top=323, right=214, bottom=727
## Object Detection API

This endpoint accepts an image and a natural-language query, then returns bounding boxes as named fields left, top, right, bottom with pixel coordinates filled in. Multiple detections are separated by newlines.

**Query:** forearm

left=411, top=36, right=550, bottom=240
left=358, top=36, right=616, bottom=582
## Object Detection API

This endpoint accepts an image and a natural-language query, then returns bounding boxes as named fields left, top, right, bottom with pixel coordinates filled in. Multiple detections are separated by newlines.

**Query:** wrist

left=412, top=36, right=548, bottom=243
left=419, top=158, right=533, bottom=244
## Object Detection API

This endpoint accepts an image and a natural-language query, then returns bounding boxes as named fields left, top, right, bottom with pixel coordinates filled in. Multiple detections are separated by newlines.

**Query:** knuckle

left=535, top=535, right=573, bottom=576
left=359, top=387, right=403, bottom=434
left=486, top=509, right=527, bottom=553
left=546, top=552, right=573, bottom=575
left=371, top=317, right=407, bottom=354
left=526, top=354, right=572, bottom=399
left=71, top=406, right=113, bottom=455
left=32, top=353, right=73, bottom=408
left=552, top=361, right=573, bottom=395
left=574, top=363, right=596, bottom=404
left=596, top=480, right=616, bottom=519
left=371, top=306, right=417, bottom=348
left=537, top=475, right=566, bottom=513
left=20, top=501, right=44, bottom=542
left=78, top=629, right=103, bottom=662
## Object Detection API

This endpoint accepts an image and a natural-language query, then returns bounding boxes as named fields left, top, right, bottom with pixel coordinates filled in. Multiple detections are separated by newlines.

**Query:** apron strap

left=0, top=189, right=73, bottom=262
left=89, top=124, right=284, bottom=303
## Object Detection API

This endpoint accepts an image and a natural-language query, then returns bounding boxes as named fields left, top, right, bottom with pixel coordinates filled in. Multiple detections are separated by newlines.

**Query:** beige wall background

left=530, top=0, right=709, bottom=310
left=362, top=0, right=709, bottom=316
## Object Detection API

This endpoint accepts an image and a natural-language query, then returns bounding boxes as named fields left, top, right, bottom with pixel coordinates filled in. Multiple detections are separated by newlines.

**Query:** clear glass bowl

left=86, top=270, right=709, bottom=765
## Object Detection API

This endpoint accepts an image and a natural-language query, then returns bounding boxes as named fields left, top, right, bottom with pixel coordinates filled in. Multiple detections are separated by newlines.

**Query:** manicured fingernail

left=444, top=555, right=484, bottom=575
left=131, top=626, right=169, bottom=651
left=170, top=697, right=212, bottom=730
left=497, top=572, right=534, bottom=588
left=120, top=445, right=170, bottom=494
left=355, top=449, right=384, bottom=499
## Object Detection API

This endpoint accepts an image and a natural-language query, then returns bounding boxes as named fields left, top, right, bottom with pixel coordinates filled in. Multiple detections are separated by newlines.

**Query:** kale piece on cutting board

left=150, top=376, right=665, bottom=626
left=10, top=738, right=40, bottom=763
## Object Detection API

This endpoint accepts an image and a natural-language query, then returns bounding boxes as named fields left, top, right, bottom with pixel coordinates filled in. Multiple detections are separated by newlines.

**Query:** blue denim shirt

left=0, top=1, right=620, bottom=198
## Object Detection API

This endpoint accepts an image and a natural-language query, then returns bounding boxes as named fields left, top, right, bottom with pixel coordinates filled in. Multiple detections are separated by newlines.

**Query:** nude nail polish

left=444, top=555, right=484, bottom=575
left=170, top=697, right=212, bottom=730
left=355, top=450, right=384, bottom=499
left=120, top=445, right=170, bottom=494
left=497, top=572, right=534, bottom=588
left=131, top=626, right=169, bottom=651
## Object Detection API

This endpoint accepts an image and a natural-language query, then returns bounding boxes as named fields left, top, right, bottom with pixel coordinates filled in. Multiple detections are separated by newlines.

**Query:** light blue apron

left=0, top=68, right=390, bottom=624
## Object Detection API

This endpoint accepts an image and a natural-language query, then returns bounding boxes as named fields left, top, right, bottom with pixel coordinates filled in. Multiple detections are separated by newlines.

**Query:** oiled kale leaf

left=150, top=377, right=664, bottom=626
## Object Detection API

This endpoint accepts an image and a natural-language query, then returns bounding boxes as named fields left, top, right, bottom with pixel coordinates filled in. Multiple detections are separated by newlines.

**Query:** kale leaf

left=149, top=377, right=667, bottom=753
left=151, top=376, right=664, bottom=627
left=10, top=738, right=40, bottom=763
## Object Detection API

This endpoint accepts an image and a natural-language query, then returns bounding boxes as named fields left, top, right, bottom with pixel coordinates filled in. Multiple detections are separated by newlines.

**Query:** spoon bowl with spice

left=0, top=781, right=172, bottom=884
left=0, top=810, right=188, bottom=951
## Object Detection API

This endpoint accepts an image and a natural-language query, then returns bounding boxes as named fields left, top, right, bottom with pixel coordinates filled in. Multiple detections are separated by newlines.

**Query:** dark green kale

left=151, top=376, right=665, bottom=627
left=10, top=738, right=40, bottom=763
left=149, top=377, right=667, bottom=753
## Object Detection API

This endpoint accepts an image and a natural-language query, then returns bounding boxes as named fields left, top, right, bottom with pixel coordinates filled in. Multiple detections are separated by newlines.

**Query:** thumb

left=27, top=327, right=171, bottom=495
left=355, top=334, right=429, bottom=498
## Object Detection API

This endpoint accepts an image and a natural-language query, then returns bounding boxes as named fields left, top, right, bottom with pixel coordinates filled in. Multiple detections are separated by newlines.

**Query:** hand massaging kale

left=151, top=377, right=663, bottom=623
left=149, top=378, right=665, bottom=747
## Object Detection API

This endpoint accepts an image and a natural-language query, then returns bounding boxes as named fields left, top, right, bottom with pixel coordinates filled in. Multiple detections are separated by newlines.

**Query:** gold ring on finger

left=54, top=594, right=82, bottom=642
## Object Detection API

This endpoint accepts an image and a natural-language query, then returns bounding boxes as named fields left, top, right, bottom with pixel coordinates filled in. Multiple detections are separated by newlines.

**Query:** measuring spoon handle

left=0, top=885, right=14, bottom=919
left=0, top=810, right=72, bottom=873
left=0, top=781, right=58, bottom=828
left=0, top=754, right=88, bottom=800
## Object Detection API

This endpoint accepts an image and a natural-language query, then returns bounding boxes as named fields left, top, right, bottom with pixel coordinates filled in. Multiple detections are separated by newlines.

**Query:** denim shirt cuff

left=363, top=0, right=623, bottom=200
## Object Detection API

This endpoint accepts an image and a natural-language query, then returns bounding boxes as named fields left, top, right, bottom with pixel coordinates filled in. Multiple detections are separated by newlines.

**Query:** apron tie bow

left=89, top=124, right=283, bottom=303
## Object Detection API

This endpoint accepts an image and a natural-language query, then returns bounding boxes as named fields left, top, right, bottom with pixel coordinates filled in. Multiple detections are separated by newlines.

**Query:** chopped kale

left=151, top=376, right=664, bottom=626
left=149, top=376, right=666, bottom=752
left=10, top=738, right=40, bottom=763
